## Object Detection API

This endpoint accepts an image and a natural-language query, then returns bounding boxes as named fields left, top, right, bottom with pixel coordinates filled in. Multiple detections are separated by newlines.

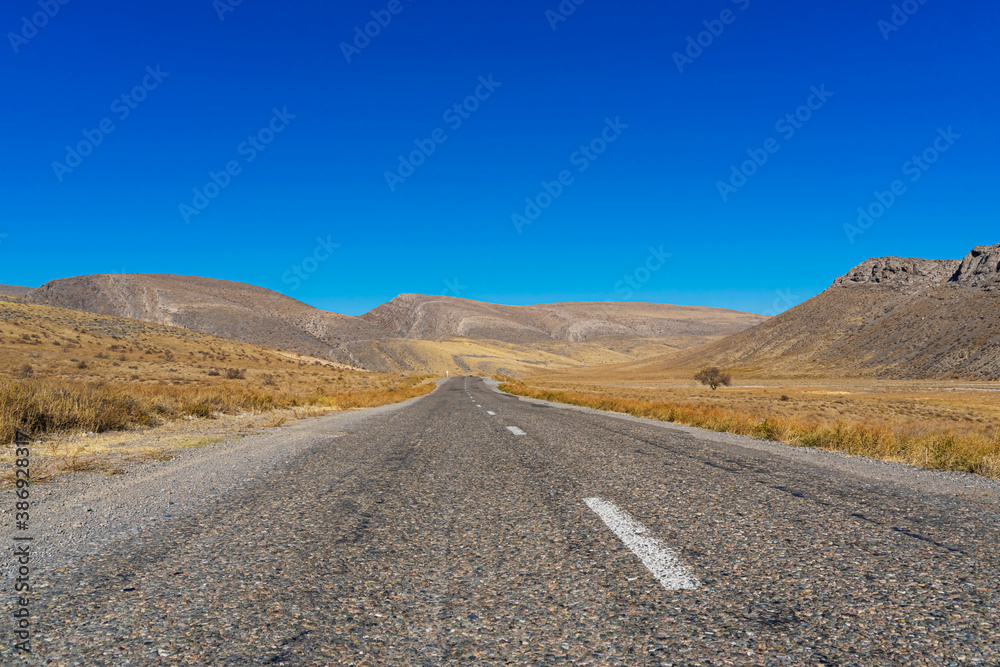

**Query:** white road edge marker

left=506, top=426, right=526, bottom=436
left=584, top=497, right=700, bottom=591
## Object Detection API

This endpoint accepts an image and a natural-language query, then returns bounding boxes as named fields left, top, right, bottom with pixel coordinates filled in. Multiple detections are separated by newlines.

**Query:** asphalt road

left=14, top=378, right=1000, bottom=665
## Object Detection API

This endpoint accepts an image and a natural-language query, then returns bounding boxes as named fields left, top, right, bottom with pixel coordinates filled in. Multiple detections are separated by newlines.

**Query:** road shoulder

left=483, top=378, right=1000, bottom=510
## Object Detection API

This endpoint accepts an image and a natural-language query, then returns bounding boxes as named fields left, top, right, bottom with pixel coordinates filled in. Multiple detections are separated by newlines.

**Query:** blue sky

left=2, top=0, right=997, bottom=316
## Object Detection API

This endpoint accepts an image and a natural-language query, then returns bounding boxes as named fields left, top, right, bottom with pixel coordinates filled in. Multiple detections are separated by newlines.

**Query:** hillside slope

left=594, top=244, right=1000, bottom=381
left=24, top=276, right=766, bottom=375
left=27, top=274, right=390, bottom=368
left=361, top=294, right=765, bottom=344
left=0, top=285, right=34, bottom=298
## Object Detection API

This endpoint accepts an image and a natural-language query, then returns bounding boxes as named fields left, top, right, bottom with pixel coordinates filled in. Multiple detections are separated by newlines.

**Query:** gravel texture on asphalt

left=3, top=377, right=998, bottom=665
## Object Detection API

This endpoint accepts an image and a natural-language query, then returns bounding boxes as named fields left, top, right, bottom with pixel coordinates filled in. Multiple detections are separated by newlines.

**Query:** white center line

left=506, top=426, right=526, bottom=436
left=583, top=497, right=700, bottom=591
left=487, top=411, right=495, bottom=416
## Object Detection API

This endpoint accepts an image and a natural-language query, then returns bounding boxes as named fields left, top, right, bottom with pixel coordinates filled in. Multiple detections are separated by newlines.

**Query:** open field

left=499, top=375, right=1000, bottom=479
left=0, top=297, right=434, bottom=479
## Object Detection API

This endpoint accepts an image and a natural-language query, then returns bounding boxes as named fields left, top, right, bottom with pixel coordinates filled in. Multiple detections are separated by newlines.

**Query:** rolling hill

left=22, top=275, right=766, bottom=375
left=361, top=293, right=763, bottom=344
left=567, top=243, right=1000, bottom=382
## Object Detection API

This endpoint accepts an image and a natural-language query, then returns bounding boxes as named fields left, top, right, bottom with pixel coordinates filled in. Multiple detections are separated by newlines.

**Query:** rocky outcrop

left=833, top=257, right=961, bottom=291
left=950, top=244, right=1000, bottom=289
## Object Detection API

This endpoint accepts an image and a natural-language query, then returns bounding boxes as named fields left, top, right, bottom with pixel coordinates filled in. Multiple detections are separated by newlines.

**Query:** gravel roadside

left=0, top=384, right=442, bottom=575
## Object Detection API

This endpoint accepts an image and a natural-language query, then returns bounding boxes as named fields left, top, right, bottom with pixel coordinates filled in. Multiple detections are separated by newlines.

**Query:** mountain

left=600, top=244, right=1000, bottom=381
left=0, top=285, right=34, bottom=298
left=361, top=294, right=763, bottom=344
left=23, top=275, right=766, bottom=375
left=27, top=274, right=389, bottom=369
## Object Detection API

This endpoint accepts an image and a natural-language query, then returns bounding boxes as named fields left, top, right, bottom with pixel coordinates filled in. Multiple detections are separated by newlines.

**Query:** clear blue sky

left=2, top=0, right=997, bottom=315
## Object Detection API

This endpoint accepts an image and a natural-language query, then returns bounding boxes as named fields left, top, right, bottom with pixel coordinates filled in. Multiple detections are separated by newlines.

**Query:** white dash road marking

left=487, top=411, right=496, bottom=416
left=584, top=497, right=700, bottom=591
left=506, top=426, right=526, bottom=436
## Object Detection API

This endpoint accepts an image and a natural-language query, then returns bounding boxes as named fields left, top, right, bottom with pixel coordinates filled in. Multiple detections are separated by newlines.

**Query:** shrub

left=223, top=368, right=246, bottom=380
left=76, top=361, right=89, bottom=370
left=15, top=364, right=34, bottom=379
left=207, top=370, right=221, bottom=377
left=694, top=367, right=732, bottom=390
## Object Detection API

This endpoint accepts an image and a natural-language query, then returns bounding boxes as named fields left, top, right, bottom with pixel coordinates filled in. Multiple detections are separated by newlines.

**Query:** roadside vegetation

left=0, top=298, right=434, bottom=479
left=497, top=379, right=1000, bottom=479
left=0, top=375, right=433, bottom=445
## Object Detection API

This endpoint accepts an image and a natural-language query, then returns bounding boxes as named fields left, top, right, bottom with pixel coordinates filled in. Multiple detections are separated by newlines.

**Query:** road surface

left=10, top=378, right=1000, bottom=665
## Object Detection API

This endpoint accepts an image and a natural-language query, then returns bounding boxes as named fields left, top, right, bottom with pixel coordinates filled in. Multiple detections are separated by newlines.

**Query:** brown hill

left=0, top=285, right=34, bottom=298
left=361, top=294, right=764, bottom=344
left=592, top=243, right=1000, bottom=381
left=27, top=275, right=389, bottom=369
left=25, top=276, right=766, bottom=375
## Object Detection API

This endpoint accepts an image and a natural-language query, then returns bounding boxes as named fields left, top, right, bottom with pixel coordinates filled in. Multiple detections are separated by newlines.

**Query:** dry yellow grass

left=0, top=298, right=435, bottom=478
left=499, top=379, right=1000, bottom=479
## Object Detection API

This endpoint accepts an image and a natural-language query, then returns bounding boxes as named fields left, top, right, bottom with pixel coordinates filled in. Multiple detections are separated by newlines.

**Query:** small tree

left=695, top=367, right=731, bottom=390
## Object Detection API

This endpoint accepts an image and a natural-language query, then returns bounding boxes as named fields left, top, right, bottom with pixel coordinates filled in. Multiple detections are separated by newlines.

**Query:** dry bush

left=499, top=382, right=1000, bottom=479
left=223, top=368, right=246, bottom=380
left=695, top=367, right=732, bottom=390
left=0, top=379, right=159, bottom=444
left=0, top=375, right=435, bottom=446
